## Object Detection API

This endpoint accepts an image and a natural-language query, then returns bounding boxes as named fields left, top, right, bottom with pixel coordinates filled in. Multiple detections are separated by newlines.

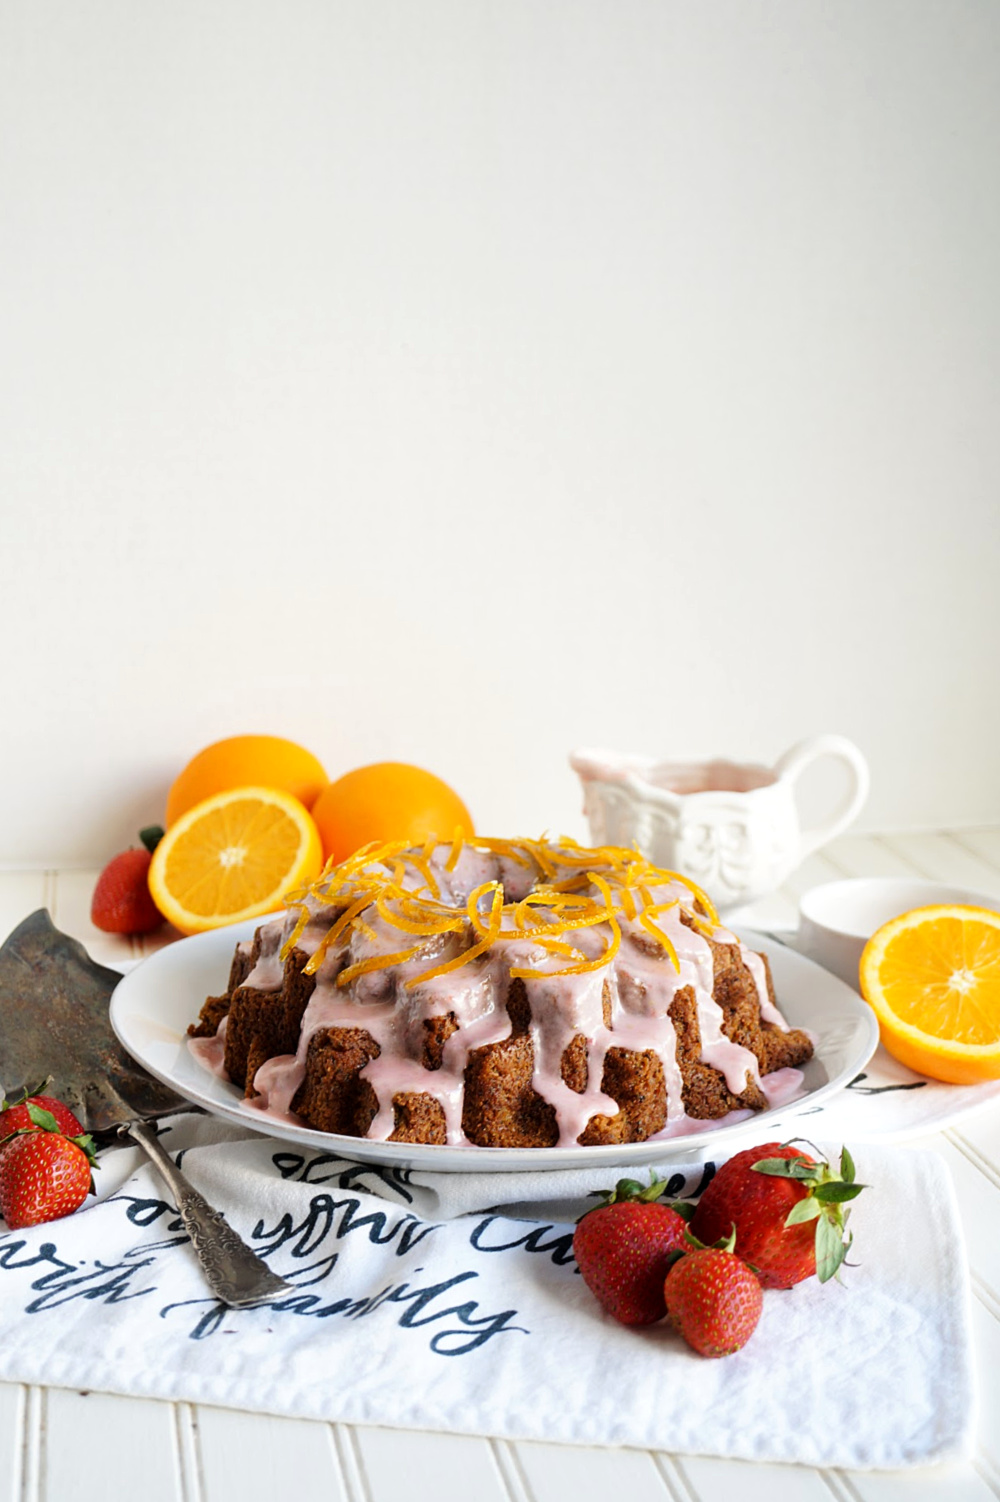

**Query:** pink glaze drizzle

left=188, top=1013, right=229, bottom=1078
left=192, top=840, right=804, bottom=1147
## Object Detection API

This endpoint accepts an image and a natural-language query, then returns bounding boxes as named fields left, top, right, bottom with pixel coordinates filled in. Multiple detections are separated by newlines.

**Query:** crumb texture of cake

left=187, top=836, right=814, bottom=1148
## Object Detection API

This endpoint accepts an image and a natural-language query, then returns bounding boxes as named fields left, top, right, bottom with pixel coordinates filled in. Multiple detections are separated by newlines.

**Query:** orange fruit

left=311, top=762, right=474, bottom=865
left=165, top=735, right=327, bottom=827
left=148, top=786, right=323, bottom=935
left=859, top=904, right=1000, bottom=1083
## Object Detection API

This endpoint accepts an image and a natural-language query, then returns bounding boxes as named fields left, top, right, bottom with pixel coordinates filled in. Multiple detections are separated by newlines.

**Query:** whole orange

left=165, top=735, right=328, bottom=827
left=311, top=762, right=474, bottom=864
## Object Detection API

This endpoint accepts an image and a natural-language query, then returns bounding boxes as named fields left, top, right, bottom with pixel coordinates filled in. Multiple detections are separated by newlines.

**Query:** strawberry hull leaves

left=816, top=1214, right=852, bottom=1284
left=0, top=1079, right=86, bottom=1141
left=0, top=1099, right=98, bottom=1164
left=25, top=1103, right=59, bottom=1133
left=689, top=1141, right=866, bottom=1289
left=583, top=1173, right=673, bottom=1210
left=749, top=1145, right=866, bottom=1284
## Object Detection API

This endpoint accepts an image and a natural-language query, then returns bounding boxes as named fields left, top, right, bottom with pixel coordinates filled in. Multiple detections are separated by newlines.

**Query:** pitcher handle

left=773, top=735, right=870, bottom=858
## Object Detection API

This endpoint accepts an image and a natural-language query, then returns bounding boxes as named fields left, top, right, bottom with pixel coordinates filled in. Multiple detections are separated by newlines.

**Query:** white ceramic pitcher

left=570, top=735, right=870, bottom=912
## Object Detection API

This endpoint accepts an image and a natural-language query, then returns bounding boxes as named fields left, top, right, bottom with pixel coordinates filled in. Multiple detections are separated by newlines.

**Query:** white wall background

left=1, top=0, right=998, bottom=865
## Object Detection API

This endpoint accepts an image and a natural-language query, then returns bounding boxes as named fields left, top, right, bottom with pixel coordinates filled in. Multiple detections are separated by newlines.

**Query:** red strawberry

left=573, top=1176, right=690, bottom=1325
left=0, top=1083, right=84, bottom=1140
left=664, top=1247, right=763, bottom=1357
left=690, top=1141, right=865, bottom=1288
left=0, top=1130, right=96, bottom=1228
left=91, top=839, right=163, bottom=934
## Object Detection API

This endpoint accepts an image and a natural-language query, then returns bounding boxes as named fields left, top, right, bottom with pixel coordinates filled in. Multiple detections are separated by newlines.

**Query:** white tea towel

left=0, top=1115, right=975, bottom=1469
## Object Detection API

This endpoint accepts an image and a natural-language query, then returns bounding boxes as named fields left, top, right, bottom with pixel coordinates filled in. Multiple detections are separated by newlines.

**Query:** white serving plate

left=110, top=922, right=879, bottom=1172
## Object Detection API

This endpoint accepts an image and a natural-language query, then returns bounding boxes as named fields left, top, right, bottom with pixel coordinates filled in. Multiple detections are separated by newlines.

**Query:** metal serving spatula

left=0, top=910, right=292, bottom=1308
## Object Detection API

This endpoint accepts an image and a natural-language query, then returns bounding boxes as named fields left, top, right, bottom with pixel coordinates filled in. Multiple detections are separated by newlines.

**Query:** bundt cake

left=188, top=835, right=813, bottom=1147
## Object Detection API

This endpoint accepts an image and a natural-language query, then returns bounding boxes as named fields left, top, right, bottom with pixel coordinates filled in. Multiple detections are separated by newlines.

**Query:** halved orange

left=859, top=904, right=1000, bottom=1083
left=148, top=786, right=323, bottom=935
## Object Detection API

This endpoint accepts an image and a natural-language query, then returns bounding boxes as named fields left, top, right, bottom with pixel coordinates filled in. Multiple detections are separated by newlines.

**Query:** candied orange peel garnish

left=301, top=893, right=377, bottom=974
left=445, top=826, right=466, bottom=872
left=337, top=943, right=428, bottom=988
left=280, top=904, right=312, bottom=962
left=638, top=912, right=681, bottom=972
left=535, top=938, right=587, bottom=960
left=410, top=846, right=440, bottom=899
left=407, top=882, right=504, bottom=988
left=466, top=836, right=536, bottom=870
left=374, top=895, right=466, bottom=936
left=467, top=880, right=502, bottom=942
left=280, top=836, right=718, bottom=991
left=509, top=871, right=622, bottom=980
left=667, top=872, right=720, bottom=928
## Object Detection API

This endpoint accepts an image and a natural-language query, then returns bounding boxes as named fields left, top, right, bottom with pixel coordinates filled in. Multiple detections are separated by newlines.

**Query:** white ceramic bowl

left=798, top=877, right=1000, bottom=989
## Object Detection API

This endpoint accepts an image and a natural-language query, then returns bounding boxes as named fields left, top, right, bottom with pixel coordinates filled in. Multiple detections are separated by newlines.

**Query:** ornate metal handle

left=120, top=1119, right=292, bottom=1308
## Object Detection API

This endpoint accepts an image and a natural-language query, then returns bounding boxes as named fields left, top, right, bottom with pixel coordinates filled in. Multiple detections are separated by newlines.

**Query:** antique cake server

left=0, top=910, right=292, bottom=1308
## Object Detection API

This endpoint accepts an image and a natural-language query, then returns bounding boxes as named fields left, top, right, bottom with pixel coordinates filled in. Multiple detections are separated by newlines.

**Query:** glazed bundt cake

left=188, top=836, right=813, bottom=1147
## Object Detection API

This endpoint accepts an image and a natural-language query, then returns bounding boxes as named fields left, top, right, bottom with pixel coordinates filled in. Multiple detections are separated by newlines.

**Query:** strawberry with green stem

left=0, top=1096, right=99, bottom=1229
left=689, top=1140, right=866, bottom=1288
left=573, top=1174, right=690, bottom=1325
left=0, top=1079, right=86, bottom=1140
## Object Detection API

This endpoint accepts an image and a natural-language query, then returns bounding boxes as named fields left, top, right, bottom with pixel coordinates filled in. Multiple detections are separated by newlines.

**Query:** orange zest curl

left=466, top=881, right=502, bottom=942
left=280, top=835, right=718, bottom=992
left=374, top=892, right=465, bottom=937
left=668, top=872, right=720, bottom=928
left=410, top=849, right=440, bottom=900
left=639, top=912, right=681, bottom=972
left=408, top=883, right=504, bottom=988
left=301, top=893, right=377, bottom=974
left=337, top=944, right=427, bottom=988
left=280, top=904, right=311, bottom=963
left=445, top=827, right=466, bottom=872
left=465, top=836, right=535, bottom=870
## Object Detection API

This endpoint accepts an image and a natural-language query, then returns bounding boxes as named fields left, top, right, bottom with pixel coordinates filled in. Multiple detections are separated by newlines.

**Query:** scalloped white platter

left=110, top=921, right=879, bottom=1172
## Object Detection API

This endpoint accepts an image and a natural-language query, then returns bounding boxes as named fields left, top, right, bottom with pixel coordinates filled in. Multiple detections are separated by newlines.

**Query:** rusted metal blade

left=0, top=909, right=187, bottom=1131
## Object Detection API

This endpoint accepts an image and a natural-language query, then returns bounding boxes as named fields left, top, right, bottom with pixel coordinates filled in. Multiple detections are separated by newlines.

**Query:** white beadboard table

left=2, top=829, right=1000, bottom=1502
